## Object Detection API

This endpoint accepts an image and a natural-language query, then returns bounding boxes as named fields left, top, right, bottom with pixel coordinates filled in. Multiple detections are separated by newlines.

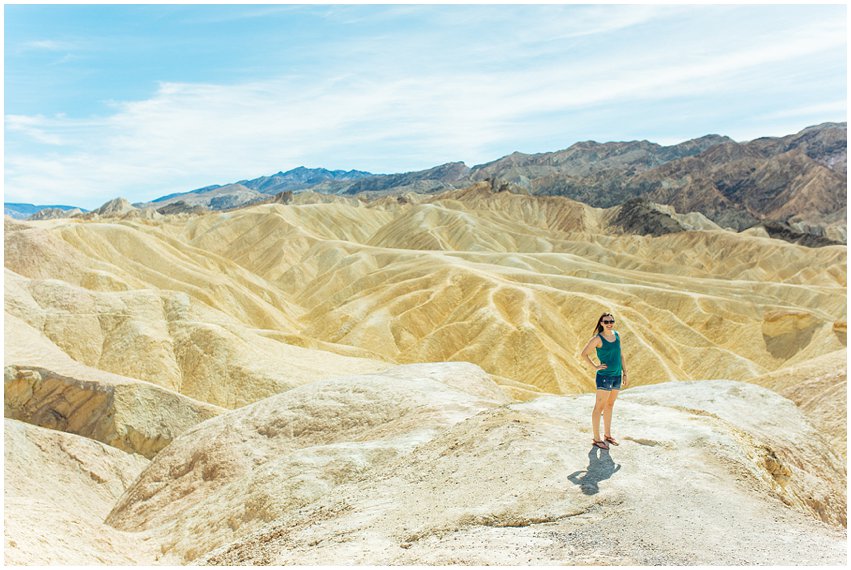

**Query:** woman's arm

left=621, top=351, right=629, bottom=387
left=580, top=336, right=606, bottom=371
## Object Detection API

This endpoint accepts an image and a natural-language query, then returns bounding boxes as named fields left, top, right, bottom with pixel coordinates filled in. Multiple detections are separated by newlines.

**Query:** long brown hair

left=594, top=312, right=614, bottom=335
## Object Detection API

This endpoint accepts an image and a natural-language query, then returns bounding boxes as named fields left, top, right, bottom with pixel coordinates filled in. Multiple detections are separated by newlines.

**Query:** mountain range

left=150, top=166, right=374, bottom=204
left=4, top=203, right=87, bottom=220
left=139, top=122, right=851, bottom=243
left=5, top=122, right=845, bottom=243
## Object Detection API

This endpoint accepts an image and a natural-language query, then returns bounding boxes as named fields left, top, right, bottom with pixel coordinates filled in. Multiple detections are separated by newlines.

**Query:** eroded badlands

left=4, top=185, right=847, bottom=564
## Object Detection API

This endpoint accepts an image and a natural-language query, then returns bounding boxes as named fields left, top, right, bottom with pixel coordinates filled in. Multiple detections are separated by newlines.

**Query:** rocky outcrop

left=156, top=200, right=208, bottom=215
left=86, top=366, right=846, bottom=566
left=10, top=363, right=847, bottom=565
left=92, top=197, right=136, bottom=217
left=4, top=419, right=155, bottom=565
left=750, top=350, right=847, bottom=461
left=28, top=207, right=83, bottom=220
left=761, top=310, right=822, bottom=359
left=760, top=220, right=844, bottom=248
left=105, top=363, right=510, bottom=563
left=269, top=190, right=293, bottom=204
left=609, top=198, right=686, bottom=236
left=4, top=364, right=223, bottom=458
left=190, top=376, right=845, bottom=565
left=5, top=363, right=846, bottom=565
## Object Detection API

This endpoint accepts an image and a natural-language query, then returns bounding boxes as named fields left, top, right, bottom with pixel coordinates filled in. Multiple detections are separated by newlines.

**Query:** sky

left=4, top=2, right=847, bottom=209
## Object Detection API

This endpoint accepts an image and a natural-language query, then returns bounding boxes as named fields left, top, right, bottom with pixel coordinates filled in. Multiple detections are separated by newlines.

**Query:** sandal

left=592, top=439, right=609, bottom=450
left=604, top=435, right=619, bottom=446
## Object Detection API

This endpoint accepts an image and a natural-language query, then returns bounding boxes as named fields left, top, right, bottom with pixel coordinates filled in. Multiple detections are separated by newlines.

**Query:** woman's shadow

left=567, top=446, right=621, bottom=495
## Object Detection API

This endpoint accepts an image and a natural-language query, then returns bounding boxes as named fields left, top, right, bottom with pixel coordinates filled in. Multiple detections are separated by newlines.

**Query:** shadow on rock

left=568, top=446, right=621, bottom=495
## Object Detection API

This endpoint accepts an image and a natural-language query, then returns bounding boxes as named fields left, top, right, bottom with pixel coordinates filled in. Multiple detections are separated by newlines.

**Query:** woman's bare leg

left=592, top=390, right=608, bottom=441
left=603, top=389, right=620, bottom=438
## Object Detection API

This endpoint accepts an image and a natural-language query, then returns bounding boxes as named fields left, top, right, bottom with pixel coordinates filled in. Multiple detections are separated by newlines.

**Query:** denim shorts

left=595, top=372, right=622, bottom=391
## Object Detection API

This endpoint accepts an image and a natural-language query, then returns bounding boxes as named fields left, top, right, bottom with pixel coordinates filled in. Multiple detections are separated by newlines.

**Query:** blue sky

left=4, top=3, right=847, bottom=209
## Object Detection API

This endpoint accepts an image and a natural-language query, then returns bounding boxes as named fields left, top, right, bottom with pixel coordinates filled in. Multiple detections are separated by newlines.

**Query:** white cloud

left=4, top=4, right=846, bottom=208
left=6, top=115, right=67, bottom=145
left=22, top=39, right=76, bottom=51
left=756, top=101, right=847, bottom=122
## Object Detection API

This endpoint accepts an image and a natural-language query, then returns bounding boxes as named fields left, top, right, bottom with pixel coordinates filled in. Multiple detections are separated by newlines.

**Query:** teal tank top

left=595, top=331, right=622, bottom=376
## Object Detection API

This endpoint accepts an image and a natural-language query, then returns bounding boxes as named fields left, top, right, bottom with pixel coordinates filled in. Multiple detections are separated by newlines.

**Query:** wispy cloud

left=21, top=39, right=76, bottom=51
left=178, top=4, right=305, bottom=24
left=757, top=100, right=847, bottom=122
left=4, top=4, right=846, bottom=208
left=6, top=115, right=67, bottom=145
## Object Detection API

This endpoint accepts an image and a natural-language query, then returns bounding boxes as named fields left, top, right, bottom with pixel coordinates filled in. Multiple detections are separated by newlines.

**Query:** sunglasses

left=601, top=319, right=615, bottom=324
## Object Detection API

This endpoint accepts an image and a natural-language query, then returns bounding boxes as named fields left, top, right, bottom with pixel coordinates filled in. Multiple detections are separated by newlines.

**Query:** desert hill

left=3, top=202, right=86, bottom=220
left=198, top=376, right=845, bottom=566
left=750, top=348, right=847, bottom=458
left=4, top=418, right=151, bottom=565
left=148, top=183, right=267, bottom=211
left=5, top=186, right=845, bottom=397
left=7, top=365, right=844, bottom=565
left=4, top=181, right=846, bottom=564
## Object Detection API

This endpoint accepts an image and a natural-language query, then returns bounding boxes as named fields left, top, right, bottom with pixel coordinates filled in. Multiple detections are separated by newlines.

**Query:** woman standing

left=580, top=312, right=629, bottom=450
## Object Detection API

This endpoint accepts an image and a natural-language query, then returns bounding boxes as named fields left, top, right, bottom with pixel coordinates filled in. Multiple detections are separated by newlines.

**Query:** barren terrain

left=4, top=184, right=846, bottom=564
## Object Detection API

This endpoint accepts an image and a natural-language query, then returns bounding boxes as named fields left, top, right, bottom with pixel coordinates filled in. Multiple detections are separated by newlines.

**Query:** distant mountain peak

left=237, top=166, right=375, bottom=194
left=4, top=202, right=87, bottom=220
left=93, top=197, right=136, bottom=217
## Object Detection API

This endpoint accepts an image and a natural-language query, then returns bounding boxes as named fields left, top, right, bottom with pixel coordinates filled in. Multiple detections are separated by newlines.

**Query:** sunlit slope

left=293, top=245, right=843, bottom=392
left=5, top=217, right=303, bottom=332
left=169, top=189, right=843, bottom=393
left=194, top=374, right=845, bottom=566
left=5, top=419, right=155, bottom=565
left=750, top=349, right=847, bottom=460
left=5, top=185, right=845, bottom=396
left=159, top=203, right=396, bottom=296
left=4, top=219, right=392, bottom=408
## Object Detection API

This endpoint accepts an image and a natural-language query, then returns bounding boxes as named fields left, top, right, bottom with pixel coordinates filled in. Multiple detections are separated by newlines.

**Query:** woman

left=580, top=312, right=629, bottom=450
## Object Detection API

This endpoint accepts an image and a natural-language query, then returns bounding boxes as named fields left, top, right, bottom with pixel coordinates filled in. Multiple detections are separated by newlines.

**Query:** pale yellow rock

left=122, top=206, right=163, bottom=221
left=4, top=307, right=225, bottom=457
left=91, top=197, right=137, bottom=217
left=195, top=377, right=845, bottom=566
left=5, top=268, right=392, bottom=408
left=650, top=202, right=723, bottom=231
left=162, top=189, right=843, bottom=393
left=4, top=363, right=223, bottom=458
left=105, top=363, right=510, bottom=563
left=6, top=189, right=845, bottom=396
left=750, top=349, right=847, bottom=460
left=3, top=184, right=846, bottom=566
left=4, top=419, right=157, bottom=565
